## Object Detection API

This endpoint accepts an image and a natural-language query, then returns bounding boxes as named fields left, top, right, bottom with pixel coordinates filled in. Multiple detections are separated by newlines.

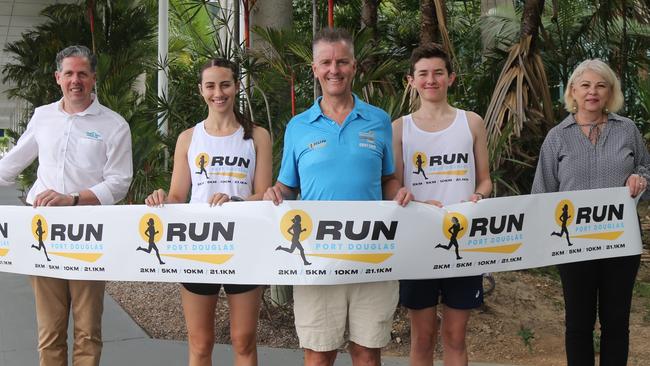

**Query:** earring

left=572, top=101, right=577, bottom=113
left=604, top=107, right=609, bottom=114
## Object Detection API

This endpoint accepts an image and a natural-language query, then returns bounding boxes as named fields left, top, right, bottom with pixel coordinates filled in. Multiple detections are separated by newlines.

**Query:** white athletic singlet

left=187, top=122, right=256, bottom=203
left=402, top=109, right=475, bottom=205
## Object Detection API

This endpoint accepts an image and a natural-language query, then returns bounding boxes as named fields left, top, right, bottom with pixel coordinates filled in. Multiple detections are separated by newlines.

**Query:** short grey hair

left=55, top=45, right=97, bottom=72
left=312, top=28, right=355, bottom=60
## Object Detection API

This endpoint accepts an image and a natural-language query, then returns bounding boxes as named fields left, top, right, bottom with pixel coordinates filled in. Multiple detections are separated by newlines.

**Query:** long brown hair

left=198, top=58, right=253, bottom=139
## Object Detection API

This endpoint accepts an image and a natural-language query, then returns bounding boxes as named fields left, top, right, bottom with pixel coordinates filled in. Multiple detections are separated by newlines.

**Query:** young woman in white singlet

left=393, top=45, right=492, bottom=366
left=145, top=59, right=272, bottom=366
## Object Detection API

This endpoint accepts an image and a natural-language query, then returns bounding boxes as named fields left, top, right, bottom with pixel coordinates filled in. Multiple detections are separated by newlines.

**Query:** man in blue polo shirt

left=264, top=28, right=411, bottom=366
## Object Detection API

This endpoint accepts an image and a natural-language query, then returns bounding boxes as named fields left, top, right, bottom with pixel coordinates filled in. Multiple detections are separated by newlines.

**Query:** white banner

left=0, top=187, right=641, bottom=285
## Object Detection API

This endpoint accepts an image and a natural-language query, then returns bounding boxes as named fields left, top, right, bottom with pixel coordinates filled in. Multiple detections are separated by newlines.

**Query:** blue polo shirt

left=278, top=94, right=394, bottom=201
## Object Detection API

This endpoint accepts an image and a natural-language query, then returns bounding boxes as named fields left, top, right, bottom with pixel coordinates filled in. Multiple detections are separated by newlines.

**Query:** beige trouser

left=30, top=276, right=105, bottom=366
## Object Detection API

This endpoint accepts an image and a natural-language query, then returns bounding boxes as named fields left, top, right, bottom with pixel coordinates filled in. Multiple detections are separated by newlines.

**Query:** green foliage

left=633, top=280, right=650, bottom=298
left=480, top=0, right=650, bottom=194
left=1, top=0, right=160, bottom=203
left=3, top=0, right=650, bottom=201
left=518, top=324, right=535, bottom=353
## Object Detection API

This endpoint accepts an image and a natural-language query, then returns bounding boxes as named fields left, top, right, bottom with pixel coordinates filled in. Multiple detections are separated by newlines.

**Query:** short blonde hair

left=563, top=59, right=624, bottom=113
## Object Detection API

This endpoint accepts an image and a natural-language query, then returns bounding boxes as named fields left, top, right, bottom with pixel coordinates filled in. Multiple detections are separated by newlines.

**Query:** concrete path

left=0, top=185, right=515, bottom=365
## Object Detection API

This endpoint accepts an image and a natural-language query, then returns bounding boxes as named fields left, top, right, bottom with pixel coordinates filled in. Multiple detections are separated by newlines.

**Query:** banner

left=0, top=187, right=641, bottom=285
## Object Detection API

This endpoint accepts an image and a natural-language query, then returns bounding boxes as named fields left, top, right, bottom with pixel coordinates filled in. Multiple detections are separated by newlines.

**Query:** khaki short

left=293, top=280, right=398, bottom=352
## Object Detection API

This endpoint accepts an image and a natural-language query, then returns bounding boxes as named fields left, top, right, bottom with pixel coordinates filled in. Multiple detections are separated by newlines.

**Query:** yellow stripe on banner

left=162, top=254, right=234, bottom=264
left=308, top=253, right=393, bottom=264
left=49, top=252, right=103, bottom=262
left=0, top=249, right=8, bottom=256
left=573, top=231, right=623, bottom=240
left=210, top=172, right=247, bottom=179
left=461, top=243, right=523, bottom=254
left=430, top=170, right=468, bottom=176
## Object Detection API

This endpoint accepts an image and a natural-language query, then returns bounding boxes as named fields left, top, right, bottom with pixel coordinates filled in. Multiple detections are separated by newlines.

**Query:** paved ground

left=0, top=185, right=515, bottom=365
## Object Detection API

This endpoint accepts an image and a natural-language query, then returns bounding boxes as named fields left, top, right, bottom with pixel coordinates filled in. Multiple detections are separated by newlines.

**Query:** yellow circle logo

left=31, top=215, right=48, bottom=242
left=412, top=151, right=428, bottom=167
left=442, top=212, right=468, bottom=240
left=280, top=210, right=312, bottom=242
left=139, top=214, right=163, bottom=243
left=195, top=152, right=210, bottom=169
left=554, top=200, right=575, bottom=227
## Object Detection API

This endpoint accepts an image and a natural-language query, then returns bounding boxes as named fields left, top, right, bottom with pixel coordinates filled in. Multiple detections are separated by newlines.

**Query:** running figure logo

left=435, top=212, right=468, bottom=260
left=137, top=214, right=165, bottom=264
left=195, top=153, right=210, bottom=179
left=276, top=210, right=312, bottom=265
left=31, top=215, right=51, bottom=262
left=552, top=200, right=574, bottom=247
left=412, top=152, right=428, bottom=180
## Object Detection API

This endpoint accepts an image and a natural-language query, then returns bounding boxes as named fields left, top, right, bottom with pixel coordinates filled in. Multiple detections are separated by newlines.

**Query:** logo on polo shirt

left=194, top=152, right=250, bottom=181
left=308, top=139, right=327, bottom=150
left=275, top=210, right=397, bottom=265
left=29, top=214, right=104, bottom=264
left=135, top=213, right=235, bottom=266
left=358, top=130, right=376, bottom=149
left=549, top=200, right=624, bottom=253
left=411, top=152, right=470, bottom=181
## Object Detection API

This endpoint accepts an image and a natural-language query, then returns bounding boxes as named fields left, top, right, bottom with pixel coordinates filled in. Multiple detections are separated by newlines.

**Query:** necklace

left=576, top=116, right=607, bottom=143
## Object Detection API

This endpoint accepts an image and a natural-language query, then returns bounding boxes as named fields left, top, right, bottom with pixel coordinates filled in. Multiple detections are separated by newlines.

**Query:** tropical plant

left=483, top=0, right=554, bottom=197
left=1, top=0, right=161, bottom=203
left=481, top=0, right=650, bottom=194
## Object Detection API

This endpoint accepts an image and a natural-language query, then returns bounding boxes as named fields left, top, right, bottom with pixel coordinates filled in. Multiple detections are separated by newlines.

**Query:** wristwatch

left=70, top=192, right=80, bottom=206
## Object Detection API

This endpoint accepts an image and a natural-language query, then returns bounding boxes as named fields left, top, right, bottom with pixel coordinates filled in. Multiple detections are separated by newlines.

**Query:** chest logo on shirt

left=548, top=200, right=625, bottom=255
left=135, top=213, right=236, bottom=272
left=29, top=214, right=105, bottom=269
left=274, top=210, right=397, bottom=269
left=358, top=130, right=376, bottom=149
left=85, top=131, right=102, bottom=141
left=411, top=152, right=469, bottom=179
left=194, top=152, right=250, bottom=180
left=308, top=139, right=327, bottom=150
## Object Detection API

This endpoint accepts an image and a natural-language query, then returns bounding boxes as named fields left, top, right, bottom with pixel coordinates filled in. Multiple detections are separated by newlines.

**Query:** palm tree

left=481, top=0, right=650, bottom=193
left=483, top=0, right=554, bottom=194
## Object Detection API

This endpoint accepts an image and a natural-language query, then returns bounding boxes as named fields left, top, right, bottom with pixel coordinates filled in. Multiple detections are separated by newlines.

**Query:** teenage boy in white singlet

left=391, top=44, right=492, bottom=365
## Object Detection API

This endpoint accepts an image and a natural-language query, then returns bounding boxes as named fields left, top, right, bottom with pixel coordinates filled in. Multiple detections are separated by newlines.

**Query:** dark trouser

left=558, top=254, right=640, bottom=366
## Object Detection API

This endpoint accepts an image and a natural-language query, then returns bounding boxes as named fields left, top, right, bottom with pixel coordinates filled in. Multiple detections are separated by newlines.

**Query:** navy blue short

left=399, top=275, right=483, bottom=310
left=181, top=283, right=259, bottom=296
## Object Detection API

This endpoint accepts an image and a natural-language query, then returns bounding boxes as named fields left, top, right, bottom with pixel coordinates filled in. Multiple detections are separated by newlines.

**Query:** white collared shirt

left=0, top=96, right=133, bottom=205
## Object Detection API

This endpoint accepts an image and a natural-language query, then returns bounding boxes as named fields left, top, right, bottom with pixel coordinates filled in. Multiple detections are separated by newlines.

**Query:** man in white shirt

left=0, top=45, right=132, bottom=366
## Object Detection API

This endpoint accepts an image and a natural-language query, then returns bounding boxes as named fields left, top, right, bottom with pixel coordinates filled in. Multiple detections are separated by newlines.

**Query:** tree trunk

left=361, top=0, right=380, bottom=43
left=360, top=0, right=380, bottom=75
left=484, top=0, right=553, bottom=193
left=520, top=0, right=545, bottom=48
left=419, top=0, right=440, bottom=44
left=250, top=0, right=292, bottom=52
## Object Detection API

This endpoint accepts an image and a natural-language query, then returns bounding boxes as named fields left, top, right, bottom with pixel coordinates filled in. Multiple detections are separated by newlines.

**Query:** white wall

left=0, top=0, right=71, bottom=130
